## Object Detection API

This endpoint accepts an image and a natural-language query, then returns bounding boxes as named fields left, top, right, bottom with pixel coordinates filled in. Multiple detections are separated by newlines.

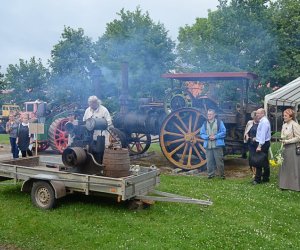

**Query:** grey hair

left=207, top=109, right=216, bottom=114
left=251, top=111, right=256, bottom=119
left=88, top=95, right=102, bottom=105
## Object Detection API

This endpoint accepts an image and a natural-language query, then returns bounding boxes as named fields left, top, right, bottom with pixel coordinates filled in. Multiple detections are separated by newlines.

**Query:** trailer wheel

left=31, top=181, right=56, bottom=209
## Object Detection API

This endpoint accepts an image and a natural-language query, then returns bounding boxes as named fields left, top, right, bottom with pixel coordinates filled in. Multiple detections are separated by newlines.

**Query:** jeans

left=9, top=137, right=19, bottom=159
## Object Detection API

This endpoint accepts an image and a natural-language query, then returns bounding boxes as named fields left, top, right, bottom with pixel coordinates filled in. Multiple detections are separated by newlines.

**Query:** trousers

left=206, top=147, right=225, bottom=177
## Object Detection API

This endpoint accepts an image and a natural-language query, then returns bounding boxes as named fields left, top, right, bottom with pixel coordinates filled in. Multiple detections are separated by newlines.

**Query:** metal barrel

left=102, top=148, right=130, bottom=178
left=62, top=147, right=87, bottom=167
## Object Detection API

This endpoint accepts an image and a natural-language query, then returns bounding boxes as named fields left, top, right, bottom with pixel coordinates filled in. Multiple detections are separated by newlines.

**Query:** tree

left=177, top=0, right=278, bottom=82
left=270, top=0, right=300, bottom=84
left=48, top=26, right=96, bottom=106
left=5, top=57, right=49, bottom=104
left=95, top=7, right=176, bottom=100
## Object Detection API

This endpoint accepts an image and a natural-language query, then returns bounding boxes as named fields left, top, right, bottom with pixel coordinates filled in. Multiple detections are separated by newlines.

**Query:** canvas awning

left=264, top=77, right=300, bottom=109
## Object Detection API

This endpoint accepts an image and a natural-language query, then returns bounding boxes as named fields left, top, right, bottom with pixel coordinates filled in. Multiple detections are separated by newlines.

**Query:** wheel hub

left=184, top=133, right=196, bottom=143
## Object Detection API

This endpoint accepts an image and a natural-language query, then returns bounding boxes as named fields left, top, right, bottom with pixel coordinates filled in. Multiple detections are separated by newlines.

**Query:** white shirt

left=83, top=105, right=112, bottom=145
left=256, top=116, right=271, bottom=145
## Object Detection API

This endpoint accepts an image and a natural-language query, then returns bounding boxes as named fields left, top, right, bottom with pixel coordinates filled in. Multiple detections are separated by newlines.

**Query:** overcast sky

left=0, top=0, right=219, bottom=72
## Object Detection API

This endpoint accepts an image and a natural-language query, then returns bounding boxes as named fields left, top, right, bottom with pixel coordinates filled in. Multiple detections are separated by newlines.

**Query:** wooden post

left=29, top=123, right=44, bottom=156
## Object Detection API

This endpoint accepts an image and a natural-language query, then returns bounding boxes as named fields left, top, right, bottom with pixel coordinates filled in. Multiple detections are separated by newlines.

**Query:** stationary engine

left=61, top=117, right=130, bottom=177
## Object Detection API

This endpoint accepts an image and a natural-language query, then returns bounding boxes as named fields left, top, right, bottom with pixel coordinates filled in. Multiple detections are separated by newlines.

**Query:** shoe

left=262, top=179, right=269, bottom=183
left=252, top=181, right=260, bottom=185
left=208, top=176, right=214, bottom=179
left=221, top=176, right=226, bottom=180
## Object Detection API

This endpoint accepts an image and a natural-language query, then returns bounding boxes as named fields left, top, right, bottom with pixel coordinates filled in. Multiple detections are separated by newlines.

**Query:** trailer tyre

left=31, top=181, right=56, bottom=209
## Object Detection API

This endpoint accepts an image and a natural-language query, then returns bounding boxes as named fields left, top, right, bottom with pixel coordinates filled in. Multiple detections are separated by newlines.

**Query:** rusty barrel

left=103, top=148, right=130, bottom=178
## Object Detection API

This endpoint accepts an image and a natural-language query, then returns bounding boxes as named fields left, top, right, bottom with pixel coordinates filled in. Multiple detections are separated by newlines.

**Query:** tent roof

left=264, top=77, right=300, bottom=109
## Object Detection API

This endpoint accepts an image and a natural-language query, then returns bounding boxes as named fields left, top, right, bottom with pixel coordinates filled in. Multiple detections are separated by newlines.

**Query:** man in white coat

left=83, top=95, right=112, bottom=146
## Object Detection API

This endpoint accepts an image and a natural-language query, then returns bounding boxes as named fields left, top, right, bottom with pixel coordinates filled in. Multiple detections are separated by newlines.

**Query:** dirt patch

left=0, top=244, right=22, bottom=250
left=131, top=151, right=252, bottom=178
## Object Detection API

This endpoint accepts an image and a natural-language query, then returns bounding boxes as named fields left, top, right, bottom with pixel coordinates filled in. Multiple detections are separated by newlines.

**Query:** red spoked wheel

left=48, top=117, right=70, bottom=153
left=128, top=133, right=151, bottom=155
left=159, top=108, right=207, bottom=170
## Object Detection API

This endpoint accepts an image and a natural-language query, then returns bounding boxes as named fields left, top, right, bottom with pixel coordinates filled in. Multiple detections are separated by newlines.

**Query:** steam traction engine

left=114, top=71, right=259, bottom=171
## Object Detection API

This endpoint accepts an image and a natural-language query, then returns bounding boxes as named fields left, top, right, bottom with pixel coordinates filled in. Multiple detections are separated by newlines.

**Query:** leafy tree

left=270, top=0, right=300, bottom=84
left=95, top=7, right=176, bottom=100
left=0, top=66, right=5, bottom=91
left=48, top=26, right=96, bottom=106
left=4, top=57, right=49, bottom=104
left=177, top=0, right=278, bottom=82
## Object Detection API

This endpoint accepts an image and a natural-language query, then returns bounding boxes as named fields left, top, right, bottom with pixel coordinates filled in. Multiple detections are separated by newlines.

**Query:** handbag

left=292, top=125, right=300, bottom=156
left=296, top=143, right=300, bottom=155
left=249, top=151, right=266, bottom=168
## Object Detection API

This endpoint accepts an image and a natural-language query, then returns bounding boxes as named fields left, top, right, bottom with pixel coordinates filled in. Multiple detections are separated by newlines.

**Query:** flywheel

left=48, top=117, right=70, bottom=153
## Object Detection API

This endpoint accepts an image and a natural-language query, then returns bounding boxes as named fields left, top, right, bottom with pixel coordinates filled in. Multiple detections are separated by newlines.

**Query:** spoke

left=196, top=142, right=206, bottom=153
left=193, top=128, right=201, bottom=135
left=56, top=128, right=64, bottom=134
left=180, top=143, right=189, bottom=162
left=193, top=112, right=201, bottom=131
left=196, top=137, right=204, bottom=143
left=129, top=143, right=135, bottom=150
left=162, top=130, right=184, bottom=137
left=136, top=143, right=144, bottom=152
left=165, top=138, right=185, bottom=146
left=188, top=114, right=193, bottom=133
left=173, top=122, right=187, bottom=135
left=192, top=144, right=204, bottom=161
left=175, top=113, right=188, bottom=132
left=187, top=145, right=193, bottom=167
left=138, top=134, right=147, bottom=140
left=169, top=142, right=185, bottom=156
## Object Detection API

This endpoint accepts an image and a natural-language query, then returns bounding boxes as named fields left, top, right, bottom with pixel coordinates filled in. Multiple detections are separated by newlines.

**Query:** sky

left=0, top=0, right=219, bottom=72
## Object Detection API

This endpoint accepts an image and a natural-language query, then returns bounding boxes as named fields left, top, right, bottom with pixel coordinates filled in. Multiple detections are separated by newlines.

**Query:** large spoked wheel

left=31, top=181, right=56, bottom=210
left=128, top=133, right=151, bottom=155
left=159, top=108, right=206, bottom=170
left=48, top=117, right=69, bottom=153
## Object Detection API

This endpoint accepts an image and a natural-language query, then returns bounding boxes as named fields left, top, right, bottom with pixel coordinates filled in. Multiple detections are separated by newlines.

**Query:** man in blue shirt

left=254, top=108, right=271, bottom=184
left=200, top=109, right=226, bottom=179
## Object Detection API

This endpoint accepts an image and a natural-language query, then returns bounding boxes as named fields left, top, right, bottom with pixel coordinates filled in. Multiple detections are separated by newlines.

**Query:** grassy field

left=0, top=133, right=9, bottom=144
left=0, top=138, right=299, bottom=249
left=0, top=167, right=300, bottom=249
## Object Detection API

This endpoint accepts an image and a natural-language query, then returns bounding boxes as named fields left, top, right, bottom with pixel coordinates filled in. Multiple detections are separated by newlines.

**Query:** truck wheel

left=31, top=181, right=56, bottom=209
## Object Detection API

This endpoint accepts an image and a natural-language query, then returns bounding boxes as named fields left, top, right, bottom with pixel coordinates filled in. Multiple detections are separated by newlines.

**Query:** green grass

left=0, top=134, right=9, bottom=144
left=0, top=169, right=300, bottom=249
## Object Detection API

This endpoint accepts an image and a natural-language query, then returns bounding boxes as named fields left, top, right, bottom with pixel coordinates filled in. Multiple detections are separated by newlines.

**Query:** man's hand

left=256, top=145, right=262, bottom=152
left=209, top=135, right=215, bottom=141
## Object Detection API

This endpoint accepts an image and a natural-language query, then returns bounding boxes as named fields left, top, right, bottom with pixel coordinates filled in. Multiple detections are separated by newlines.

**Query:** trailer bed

left=0, top=156, right=160, bottom=201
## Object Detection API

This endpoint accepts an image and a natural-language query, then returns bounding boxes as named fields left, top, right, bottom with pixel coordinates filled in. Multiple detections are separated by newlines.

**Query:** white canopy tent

left=264, top=77, right=300, bottom=133
left=264, top=77, right=300, bottom=110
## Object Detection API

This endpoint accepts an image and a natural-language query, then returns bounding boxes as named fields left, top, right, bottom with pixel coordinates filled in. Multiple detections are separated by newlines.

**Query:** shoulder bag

left=292, top=125, right=300, bottom=155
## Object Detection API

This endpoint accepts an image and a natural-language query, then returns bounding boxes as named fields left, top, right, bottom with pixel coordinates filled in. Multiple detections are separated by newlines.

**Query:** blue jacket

left=200, top=119, right=226, bottom=148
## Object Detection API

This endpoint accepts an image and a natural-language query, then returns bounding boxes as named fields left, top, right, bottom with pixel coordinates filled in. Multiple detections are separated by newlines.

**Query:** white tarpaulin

left=264, top=77, right=300, bottom=110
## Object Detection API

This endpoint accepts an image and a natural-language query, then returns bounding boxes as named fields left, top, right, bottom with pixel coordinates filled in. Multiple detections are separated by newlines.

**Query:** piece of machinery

left=62, top=117, right=129, bottom=176
left=113, top=66, right=260, bottom=171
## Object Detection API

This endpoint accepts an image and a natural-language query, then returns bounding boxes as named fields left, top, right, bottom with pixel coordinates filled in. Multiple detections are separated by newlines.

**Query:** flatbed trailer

left=0, top=156, right=212, bottom=209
